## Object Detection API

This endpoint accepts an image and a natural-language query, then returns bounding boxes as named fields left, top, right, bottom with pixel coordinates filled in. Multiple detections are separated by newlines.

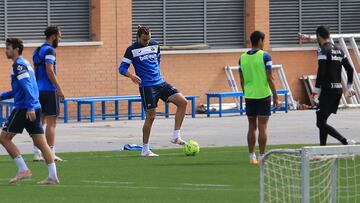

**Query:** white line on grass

left=82, top=180, right=134, bottom=185
left=31, top=184, right=258, bottom=192
left=181, top=183, right=231, bottom=187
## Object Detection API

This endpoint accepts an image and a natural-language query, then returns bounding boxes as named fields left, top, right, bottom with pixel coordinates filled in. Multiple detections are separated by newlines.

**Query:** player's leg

left=316, top=110, right=348, bottom=145
left=32, top=135, right=59, bottom=184
left=33, top=93, right=46, bottom=161
left=247, top=116, right=257, bottom=162
left=167, top=92, right=188, bottom=145
left=140, top=86, right=159, bottom=157
left=0, top=110, right=31, bottom=183
left=257, top=96, right=271, bottom=160
left=245, top=98, right=258, bottom=164
left=159, top=82, right=187, bottom=145
left=258, top=116, right=270, bottom=157
left=27, top=108, right=59, bottom=184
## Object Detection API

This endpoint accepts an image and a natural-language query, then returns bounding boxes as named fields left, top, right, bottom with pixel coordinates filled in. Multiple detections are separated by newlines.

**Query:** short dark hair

left=45, top=25, right=60, bottom=39
left=316, top=26, right=330, bottom=39
left=250, top=31, right=265, bottom=46
left=136, top=25, right=150, bottom=38
left=6, top=38, right=24, bottom=55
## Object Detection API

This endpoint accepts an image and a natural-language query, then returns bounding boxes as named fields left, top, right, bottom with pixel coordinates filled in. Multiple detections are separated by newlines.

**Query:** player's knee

left=175, top=98, right=188, bottom=108
left=316, top=121, right=325, bottom=129
left=146, top=112, right=156, bottom=121
left=0, top=133, right=10, bottom=144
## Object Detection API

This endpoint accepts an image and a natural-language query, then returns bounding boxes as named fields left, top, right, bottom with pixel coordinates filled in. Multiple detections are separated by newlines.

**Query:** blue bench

left=0, top=100, right=15, bottom=125
left=127, top=95, right=198, bottom=120
left=206, top=90, right=289, bottom=117
left=65, top=95, right=198, bottom=123
left=206, top=92, right=245, bottom=117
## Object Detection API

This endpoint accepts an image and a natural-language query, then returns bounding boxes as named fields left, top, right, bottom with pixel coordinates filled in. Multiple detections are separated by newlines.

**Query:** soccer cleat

left=33, top=153, right=44, bottom=162
left=249, top=158, right=259, bottom=165
left=9, top=169, right=32, bottom=184
left=54, top=155, right=64, bottom=162
left=347, top=139, right=356, bottom=145
left=37, top=178, right=60, bottom=185
left=141, top=150, right=159, bottom=157
left=171, top=136, right=186, bottom=145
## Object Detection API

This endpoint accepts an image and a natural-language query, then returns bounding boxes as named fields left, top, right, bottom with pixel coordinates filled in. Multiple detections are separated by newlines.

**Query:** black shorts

left=139, top=82, right=180, bottom=111
left=2, top=108, right=44, bottom=135
left=39, top=91, right=60, bottom=116
left=245, top=96, right=271, bottom=117
left=318, top=93, right=341, bottom=115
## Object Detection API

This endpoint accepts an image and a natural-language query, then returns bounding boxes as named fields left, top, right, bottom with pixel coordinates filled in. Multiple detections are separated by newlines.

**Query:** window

left=0, top=0, right=90, bottom=42
left=270, top=0, right=360, bottom=46
left=132, top=0, right=245, bottom=49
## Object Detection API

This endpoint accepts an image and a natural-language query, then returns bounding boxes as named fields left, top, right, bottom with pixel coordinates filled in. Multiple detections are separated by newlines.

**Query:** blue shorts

left=2, top=108, right=44, bottom=135
left=245, top=96, right=271, bottom=117
left=139, top=82, right=179, bottom=111
left=39, top=91, right=60, bottom=116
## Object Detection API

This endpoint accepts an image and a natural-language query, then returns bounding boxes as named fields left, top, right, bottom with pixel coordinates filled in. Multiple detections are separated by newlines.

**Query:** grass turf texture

left=0, top=145, right=322, bottom=203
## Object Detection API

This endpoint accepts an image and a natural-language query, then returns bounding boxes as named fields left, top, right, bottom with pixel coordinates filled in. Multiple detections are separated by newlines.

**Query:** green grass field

left=0, top=145, right=309, bottom=203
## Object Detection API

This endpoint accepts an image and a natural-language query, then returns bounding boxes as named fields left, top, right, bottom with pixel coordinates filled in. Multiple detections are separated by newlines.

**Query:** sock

left=172, top=130, right=181, bottom=139
left=33, top=146, right=41, bottom=154
left=249, top=152, right=256, bottom=159
left=259, top=154, right=265, bottom=161
left=50, top=146, right=56, bottom=154
left=48, top=163, right=58, bottom=180
left=143, top=144, right=150, bottom=152
left=14, top=156, right=29, bottom=173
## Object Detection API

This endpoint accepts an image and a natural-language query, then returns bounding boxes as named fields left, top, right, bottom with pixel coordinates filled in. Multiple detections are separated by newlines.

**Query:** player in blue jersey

left=32, top=25, right=64, bottom=162
left=0, top=38, right=59, bottom=184
left=119, top=25, right=188, bottom=157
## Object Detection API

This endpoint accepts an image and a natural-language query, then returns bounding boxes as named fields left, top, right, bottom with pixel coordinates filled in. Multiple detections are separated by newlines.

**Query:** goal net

left=260, top=146, right=360, bottom=203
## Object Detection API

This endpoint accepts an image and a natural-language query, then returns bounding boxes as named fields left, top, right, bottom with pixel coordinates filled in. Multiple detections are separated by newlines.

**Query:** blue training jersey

left=239, top=49, right=273, bottom=71
left=119, top=40, right=164, bottom=87
left=33, top=42, right=57, bottom=92
left=0, top=57, right=41, bottom=111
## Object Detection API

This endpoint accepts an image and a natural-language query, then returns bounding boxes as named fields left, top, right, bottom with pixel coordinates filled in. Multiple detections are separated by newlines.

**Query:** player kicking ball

left=119, top=25, right=188, bottom=157
left=0, top=38, right=59, bottom=184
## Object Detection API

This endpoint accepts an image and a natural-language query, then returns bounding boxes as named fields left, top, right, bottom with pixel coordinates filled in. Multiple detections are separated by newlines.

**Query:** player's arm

left=314, top=49, right=327, bottom=94
left=264, top=53, right=278, bottom=107
left=14, top=64, right=37, bottom=121
left=119, top=47, right=141, bottom=85
left=238, top=59, right=245, bottom=93
left=0, top=90, right=14, bottom=101
left=342, top=55, right=355, bottom=97
left=45, top=49, right=64, bottom=99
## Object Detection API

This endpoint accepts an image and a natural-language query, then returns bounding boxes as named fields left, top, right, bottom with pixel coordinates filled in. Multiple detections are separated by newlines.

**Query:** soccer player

left=311, top=26, right=356, bottom=146
left=239, top=31, right=278, bottom=164
left=32, top=25, right=64, bottom=162
left=119, top=25, right=188, bottom=157
left=0, top=38, right=59, bottom=184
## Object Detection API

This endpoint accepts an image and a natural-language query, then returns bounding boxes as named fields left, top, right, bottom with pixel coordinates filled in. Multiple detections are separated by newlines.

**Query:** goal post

left=260, top=145, right=360, bottom=203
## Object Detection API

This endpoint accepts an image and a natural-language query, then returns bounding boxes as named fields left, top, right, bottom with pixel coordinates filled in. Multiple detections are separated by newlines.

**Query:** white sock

left=143, top=144, right=150, bottom=152
left=50, top=146, right=55, bottom=154
left=172, top=130, right=181, bottom=139
left=14, top=156, right=29, bottom=173
left=48, top=163, right=58, bottom=180
left=259, top=154, right=265, bottom=161
left=33, top=146, right=41, bottom=154
left=249, top=152, right=256, bottom=159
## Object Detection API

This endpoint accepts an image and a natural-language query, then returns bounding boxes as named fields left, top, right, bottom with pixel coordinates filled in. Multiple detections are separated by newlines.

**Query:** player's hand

left=311, top=93, right=319, bottom=103
left=298, top=33, right=312, bottom=42
left=130, top=75, right=141, bottom=85
left=345, top=85, right=356, bottom=97
left=57, top=89, right=65, bottom=99
left=273, top=95, right=279, bottom=108
left=26, top=110, right=36, bottom=122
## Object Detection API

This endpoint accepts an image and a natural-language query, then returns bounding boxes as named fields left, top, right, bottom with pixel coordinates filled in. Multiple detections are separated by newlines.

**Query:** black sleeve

left=341, top=56, right=354, bottom=85
left=315, top=48, right=328, bottom=89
